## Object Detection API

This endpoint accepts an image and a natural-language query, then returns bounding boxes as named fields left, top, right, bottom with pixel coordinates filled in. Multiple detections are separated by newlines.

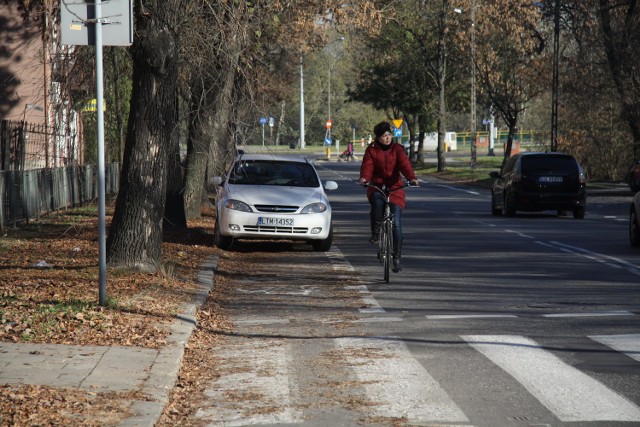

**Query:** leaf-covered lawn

left=0, top=202, right=216, bottom=347
left=0, top=202, right=225, bottom=425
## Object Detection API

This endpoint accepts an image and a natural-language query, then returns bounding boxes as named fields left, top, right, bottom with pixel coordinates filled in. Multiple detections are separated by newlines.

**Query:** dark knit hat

left=374, top=121, right=392, bottom=137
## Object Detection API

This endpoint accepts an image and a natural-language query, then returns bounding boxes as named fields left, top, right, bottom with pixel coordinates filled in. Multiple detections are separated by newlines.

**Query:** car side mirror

left=489, top=171, right=500, bottom=179
left=324, top=181, right=338, bottom=191
left=207, top=176, right=224, bottom=192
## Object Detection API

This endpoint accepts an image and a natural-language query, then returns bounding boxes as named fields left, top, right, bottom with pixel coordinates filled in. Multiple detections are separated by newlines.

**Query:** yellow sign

left=82, top=99, right=107, bottom=112
left=392, top=119, right=404, bottom=129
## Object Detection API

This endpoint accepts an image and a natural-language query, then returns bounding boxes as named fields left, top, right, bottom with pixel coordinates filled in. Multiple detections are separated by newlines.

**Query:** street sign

left=259, top=117, right=267, bottom=125
left=393, top=128, right=403, bottom=137
left=269, top=117, right=274, bottom=127
left=392, top=118, right=404, bottom=129
left=60, top=0, right=133, bottom=46
left=326, top=119, right=333, bottom=129
left=324, top=137, right=332, bottom=146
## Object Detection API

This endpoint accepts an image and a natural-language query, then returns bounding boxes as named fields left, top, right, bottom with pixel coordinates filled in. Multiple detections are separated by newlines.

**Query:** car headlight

left=224, top=199, right=252, bottom=212
left=301, top=202, right=328, bottom=214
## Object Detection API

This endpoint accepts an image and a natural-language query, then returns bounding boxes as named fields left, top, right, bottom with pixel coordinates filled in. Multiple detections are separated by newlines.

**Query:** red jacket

left=360, top=142, right=417, bottom=209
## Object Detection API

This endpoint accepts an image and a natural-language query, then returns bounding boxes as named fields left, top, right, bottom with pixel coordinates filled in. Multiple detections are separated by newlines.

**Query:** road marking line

left=542, top=311, right=634, bottom=318
left=197, top=340, right=302, bottom=425
left=427, top=314, right=518, bottom=320
left=335, top=337, right=469, bottom=424
left=331, top=245, right=387, bottom=314
left=589, top=334, right=640, bottom=363
left=463, top=335, right=640, bottom=422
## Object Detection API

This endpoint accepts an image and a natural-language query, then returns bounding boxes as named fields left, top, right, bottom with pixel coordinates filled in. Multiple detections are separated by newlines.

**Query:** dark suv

left=490, top=152, right=587, bottom=219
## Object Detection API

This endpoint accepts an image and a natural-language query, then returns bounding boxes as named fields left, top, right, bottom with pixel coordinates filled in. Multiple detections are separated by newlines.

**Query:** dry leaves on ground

left=0, top=202, right=215, bottom=347
left=0, top=201, right=225, bottom=426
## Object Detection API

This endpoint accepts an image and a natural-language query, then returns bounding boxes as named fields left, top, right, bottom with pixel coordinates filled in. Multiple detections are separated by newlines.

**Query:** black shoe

left=392, top=257, right=402, bottom=273
left=369, top=235, right=379, bottom=244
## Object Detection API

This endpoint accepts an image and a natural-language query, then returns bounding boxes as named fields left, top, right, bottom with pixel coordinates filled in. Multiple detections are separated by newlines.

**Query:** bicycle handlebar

left=360, top=181, right=420, bottom=194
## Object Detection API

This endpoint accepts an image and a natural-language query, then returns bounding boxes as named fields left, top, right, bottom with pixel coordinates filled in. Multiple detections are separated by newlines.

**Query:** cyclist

left=358, top=121, right=419, bottom=273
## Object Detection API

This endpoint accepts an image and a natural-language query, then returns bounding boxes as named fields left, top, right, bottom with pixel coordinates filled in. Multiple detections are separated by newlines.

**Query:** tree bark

left=598, top=0, right=640, bottom=159
left=106, top=2, right=180, bottom=271
left=184, top=31, right=242, bottom=219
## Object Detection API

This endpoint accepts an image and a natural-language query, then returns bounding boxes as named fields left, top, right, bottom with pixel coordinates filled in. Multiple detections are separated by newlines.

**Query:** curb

left=118, top=255, right=217, bottom=427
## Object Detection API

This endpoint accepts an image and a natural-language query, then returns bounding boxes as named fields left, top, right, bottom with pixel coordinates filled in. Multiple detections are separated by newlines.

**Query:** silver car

left=212, top=154, right=338, bottom=251
left=630, top=190, right=640, bottom=247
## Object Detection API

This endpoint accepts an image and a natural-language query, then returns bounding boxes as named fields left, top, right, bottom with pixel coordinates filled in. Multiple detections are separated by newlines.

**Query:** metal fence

left=0, top=163, right=120, bottom=231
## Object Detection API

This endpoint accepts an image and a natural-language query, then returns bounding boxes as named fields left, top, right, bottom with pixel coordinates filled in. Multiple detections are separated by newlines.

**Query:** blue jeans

left=370, top=191, right=403, bottom=249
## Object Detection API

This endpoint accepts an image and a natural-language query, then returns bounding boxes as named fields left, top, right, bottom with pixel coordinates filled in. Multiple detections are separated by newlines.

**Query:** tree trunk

left=106, top=4, right=179, bottom=271
left=184, top=35, right=242, bottom=219
left=598, top=0, right=640, bottom=159
left=183, top=82, right=212, bottom=220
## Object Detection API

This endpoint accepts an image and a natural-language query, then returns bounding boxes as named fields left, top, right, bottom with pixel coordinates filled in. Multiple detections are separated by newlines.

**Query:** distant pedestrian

left=346, top=141, right=354, bottom=161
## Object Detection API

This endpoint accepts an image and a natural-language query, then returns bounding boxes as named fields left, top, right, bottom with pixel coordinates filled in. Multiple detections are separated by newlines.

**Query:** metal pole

left=327, top=66, right=332, bottom=148
left=470, top=0, right=477, bottom=167
left=95, top=0, right=107, bottom=306
left=551, top=0, right=560, bottom=152
left=299, top=57, right=305, bottom=149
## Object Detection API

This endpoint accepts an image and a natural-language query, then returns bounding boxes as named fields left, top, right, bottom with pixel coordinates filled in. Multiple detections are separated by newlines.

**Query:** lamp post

left=324, top=36, right=344, bottom=158
left=470, top=0, right=477, bottom=166
left=299, top=57, right=305, bottom=149
left=551, top=0, right=560, bottom=152
left=455, top=3, right=477, bottom=166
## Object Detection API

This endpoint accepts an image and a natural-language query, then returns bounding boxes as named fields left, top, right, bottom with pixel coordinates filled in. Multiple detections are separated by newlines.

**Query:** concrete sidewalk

left=0, top=256, right=217, bottom=427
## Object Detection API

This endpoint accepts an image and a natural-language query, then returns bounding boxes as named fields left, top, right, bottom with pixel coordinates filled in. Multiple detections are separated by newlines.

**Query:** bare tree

left=598, top=0, right=640, bottom=160
left=106, top=0, right=183, bottom=270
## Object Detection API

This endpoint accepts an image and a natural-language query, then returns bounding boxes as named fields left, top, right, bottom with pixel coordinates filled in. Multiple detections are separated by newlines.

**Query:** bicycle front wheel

left=381, top=220, right=393, bottom=283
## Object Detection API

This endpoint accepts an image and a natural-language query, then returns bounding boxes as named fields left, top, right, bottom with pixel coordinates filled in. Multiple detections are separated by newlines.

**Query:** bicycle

left=362, top=181, right=418, bottom=283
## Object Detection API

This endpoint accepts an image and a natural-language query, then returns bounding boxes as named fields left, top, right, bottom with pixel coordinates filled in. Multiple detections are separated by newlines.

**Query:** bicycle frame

left=364, top=182, right=414, bottom=283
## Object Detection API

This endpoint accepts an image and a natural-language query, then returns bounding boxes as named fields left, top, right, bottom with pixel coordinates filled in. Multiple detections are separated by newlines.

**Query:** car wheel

left=504, top=195, right=516, bottom=217
left=312, top=225, right=333, bottom=252
left=630, top=206, right=640, bottom=247
left=491, top=192, right=502, bottom=215
left=557, top=210, right=568, bottom=217
left=573, top=206, right=585, bottom=219
left=214, top=220, right=233, bottom=250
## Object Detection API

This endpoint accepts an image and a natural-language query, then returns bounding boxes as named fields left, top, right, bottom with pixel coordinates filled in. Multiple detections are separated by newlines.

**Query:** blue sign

left=324, top=137, right=333, bottom=146
left=393, top=128, right=403, bottom=137
left=259, top=117, right=267, bottom=125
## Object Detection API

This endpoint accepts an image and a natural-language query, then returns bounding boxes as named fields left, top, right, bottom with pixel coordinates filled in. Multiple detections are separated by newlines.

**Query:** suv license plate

left=258, top=217, right=294, bottom=226
left=539, top=176, right=563, bottom=183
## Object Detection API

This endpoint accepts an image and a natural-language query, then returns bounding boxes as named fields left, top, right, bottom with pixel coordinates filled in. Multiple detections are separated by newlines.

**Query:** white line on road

left=542, top=311, right=634, bottom=318
left=335, top=337, right=469, bottom=424
left=589, top=334, right=640, bottom=363
left=427, top=314, right=518, bottom=320
left=197, top=340, right=303, bottom=426
left=463, top=335, right=640, bottom=422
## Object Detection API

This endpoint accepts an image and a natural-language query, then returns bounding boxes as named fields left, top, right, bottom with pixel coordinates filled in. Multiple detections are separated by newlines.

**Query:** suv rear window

left=521, top=156, right=578, bottom=174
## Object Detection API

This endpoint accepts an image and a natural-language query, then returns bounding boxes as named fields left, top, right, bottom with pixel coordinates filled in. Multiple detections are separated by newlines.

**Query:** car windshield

left=521, top=156, right=578, bottom=173
left=228, top=160, right=320, bottom=187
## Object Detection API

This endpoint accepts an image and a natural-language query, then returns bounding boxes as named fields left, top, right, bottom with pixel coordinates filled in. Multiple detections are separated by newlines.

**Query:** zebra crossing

left=194, top=332, right=640, bottom=426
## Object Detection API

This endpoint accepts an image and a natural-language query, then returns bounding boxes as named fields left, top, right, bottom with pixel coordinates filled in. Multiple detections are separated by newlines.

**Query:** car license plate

left=539, top=176, right=563, bottom=183
left=258, top=217, right=293, bottom=226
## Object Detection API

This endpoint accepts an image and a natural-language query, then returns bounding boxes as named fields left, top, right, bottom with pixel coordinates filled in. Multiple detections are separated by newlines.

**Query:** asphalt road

left=194, top=157, right=640, bottom=427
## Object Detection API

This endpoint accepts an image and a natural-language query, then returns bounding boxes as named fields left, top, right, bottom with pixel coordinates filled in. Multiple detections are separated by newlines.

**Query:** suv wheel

left=504, top=195, right=516, bottom=217
left=630, top=206, right=640, bottom=247
left=491, top=192, right=502, bottom=215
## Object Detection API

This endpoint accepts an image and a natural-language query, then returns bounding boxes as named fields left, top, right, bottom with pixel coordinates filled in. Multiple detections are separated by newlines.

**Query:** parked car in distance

left=490, top=152, right=587, bottom=219
left=630, top=190, right=640, bottom=247
left=211, top=154, right=338, bottom=251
